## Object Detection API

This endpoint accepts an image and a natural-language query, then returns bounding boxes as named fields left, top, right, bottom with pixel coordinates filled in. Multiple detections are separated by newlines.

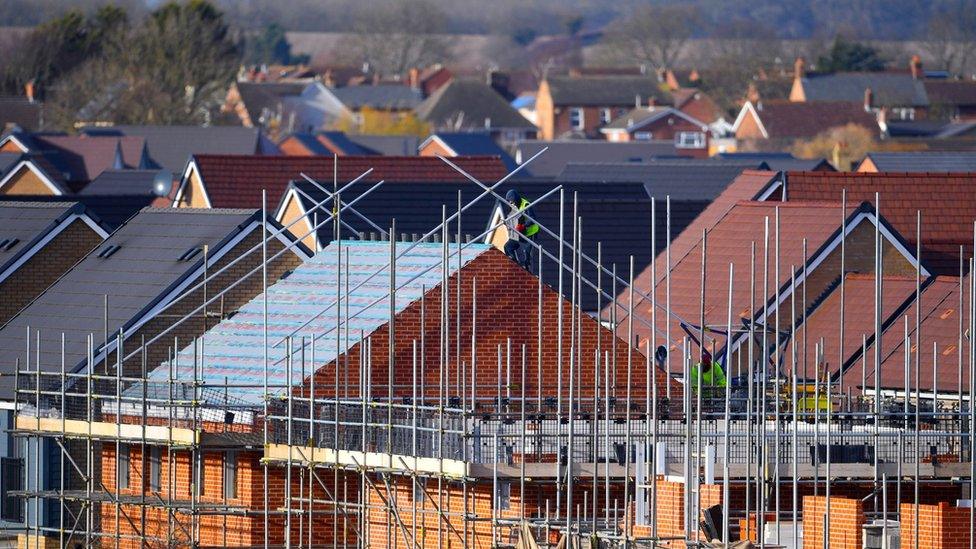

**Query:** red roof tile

left=786, top=273, right=921, bottom=382
left=189, top=154, right=509, bottom=208
left=840, top=275, right=969, bottom=394
left=748, top=100, right=878, bottom=139
left=631, top=200, right=859, bottom=360
left=781, top=171, right=976, bottom=274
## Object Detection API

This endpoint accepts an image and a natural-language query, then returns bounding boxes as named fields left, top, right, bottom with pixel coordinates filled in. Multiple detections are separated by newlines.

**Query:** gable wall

left=0, top=219, right=103, bottom=324
left=735, top=110, right=766, bottom=140
left=0, top=165, right=56, bottom=195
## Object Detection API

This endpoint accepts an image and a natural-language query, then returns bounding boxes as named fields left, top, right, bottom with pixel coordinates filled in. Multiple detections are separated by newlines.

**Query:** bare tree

left=923, top=3, right=976, bottom=76
left=599, top=5, right=700, bottom=71
left=348, top=0, right=450, bottom=76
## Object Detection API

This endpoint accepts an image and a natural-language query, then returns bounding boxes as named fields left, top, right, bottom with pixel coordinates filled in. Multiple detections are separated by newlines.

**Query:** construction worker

left=503, top=189, right=540, bottom=269
left=689, top=350, right=727, bottom=390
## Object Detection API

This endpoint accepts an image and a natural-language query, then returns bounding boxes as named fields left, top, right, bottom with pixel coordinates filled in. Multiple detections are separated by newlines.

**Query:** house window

left=148, top=447, right=161, bottom=492
left=600, top=108, right=612, bottom=124
left=892, top=107, right=916, bottom=121
left=675, top=131, right=706, bottom=149
left=634, top=131, right=653, bottom=141
left=495, top=480, right=511, bottom=510
left=118, top=445, right=130, bottom=489
left=570, top=108, right=584, bottom=130
left=0, top=457, right=23, bottom=522
left=223, top=451, right=237, bottom=500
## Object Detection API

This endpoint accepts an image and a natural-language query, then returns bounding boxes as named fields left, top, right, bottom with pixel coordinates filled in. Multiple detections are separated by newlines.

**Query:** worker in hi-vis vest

left=689, top=349, right=727, bottom=390
left=503, top=189, right=540, bottom=270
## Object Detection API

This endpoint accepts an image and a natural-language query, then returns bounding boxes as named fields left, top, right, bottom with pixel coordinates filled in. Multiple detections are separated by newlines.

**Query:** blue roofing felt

left=144, top=240, right=491, bottom=405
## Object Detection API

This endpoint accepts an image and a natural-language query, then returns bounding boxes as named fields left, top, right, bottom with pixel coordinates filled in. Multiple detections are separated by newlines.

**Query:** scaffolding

left=7, top=156, right=976, bottom=549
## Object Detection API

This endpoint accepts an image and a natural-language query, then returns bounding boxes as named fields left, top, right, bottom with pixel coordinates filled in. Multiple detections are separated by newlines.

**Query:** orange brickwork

left=802, top=495, right=864, bottom=549
left=900, top=501, right=974, bottom=549
left=100, top=446, right=355, bottom=549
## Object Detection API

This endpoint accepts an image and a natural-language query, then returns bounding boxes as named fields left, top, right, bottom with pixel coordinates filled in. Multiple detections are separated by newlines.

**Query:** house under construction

left=7, top=158, right=976, bottom=549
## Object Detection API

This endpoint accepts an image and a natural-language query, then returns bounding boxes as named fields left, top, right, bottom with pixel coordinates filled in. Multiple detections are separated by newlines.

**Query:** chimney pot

left=24, top=80, right=34, bottom=103
left=864, top=87, right=873, bottom=112
left=910, top=55, right=923, bottom=80
left=793, top=57, right=805, bottom=78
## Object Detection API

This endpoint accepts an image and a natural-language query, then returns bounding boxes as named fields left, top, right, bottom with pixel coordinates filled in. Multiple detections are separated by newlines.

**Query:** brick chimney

left=747, top=82, right=760, bottom=104
left=793, top=57, right=805, bottom=78
left=910, top=55, right=923, bottom=80
left=24, top=80, right=34, bottom=103
left=864, top=87, right=873, bottom=112
left=408, top=67, right=420, bottom=89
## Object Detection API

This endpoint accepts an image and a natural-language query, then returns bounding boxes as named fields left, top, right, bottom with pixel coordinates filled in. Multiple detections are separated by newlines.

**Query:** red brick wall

left=100, top=445, right=355, bottom=548
left=802, top=495, right=864, bottom=549
left=305, top=249, right=680, bottom=406
left=630, top=478, right=721, bottom=545
left=901, top=501, right=974, bottom=549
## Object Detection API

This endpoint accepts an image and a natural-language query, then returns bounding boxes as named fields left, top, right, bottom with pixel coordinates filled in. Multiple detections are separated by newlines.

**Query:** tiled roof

left=0, top=201, right=93, bottom=278
left=0, top=97, right=42, bottom=131
left=145, top=240, right=491, bottom=404
left=638, top=201, right=860, bottom=356
left=799, top=73, right=928, bottom=107
left=188, top=154, right=509, bottom=209
left=859, top=151, right=976, bottom=172
left=555, top=161, right=763, bottom=201
left=0, top=207, right=276, bottom=398
left=923, top=80, right=976, bottom=106
left=601, top=106, right=706, bottom=131
left=715, top=152, right=835, bottom=172
left=747, top=100, right=879, bottom=138
left=415, top=79, right=534, bottom=130
left=544, top=76, right=671, bottom=106
left=513, top=140, right=680, bottom=178
left=30, top=134, right=147, bottom=182
left=840, top=275, right=968, bottom=393
left=82, top=125, right=266, bottom=173
left=331, top=84, right=422, bottom=110
left=641, top=170, right=779, bottom=288
left=780, top=171, right=976, bottom=274
left=80, top=169, right=164, bottom=196
left=424, top=133, right=518, bottom=170
left=785, top=273, right=921, bottom=381
left=0, top=194, right=155, bottom=230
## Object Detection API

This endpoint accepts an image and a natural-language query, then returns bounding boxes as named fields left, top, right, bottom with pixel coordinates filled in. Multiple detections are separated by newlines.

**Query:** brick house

left=732, top=100, right=879, bottom=148
left=789, top=56, right=930, bottom=121
left=599, top=106, right=710, bottom=157
left=89, top=240, right=678, bottom=548
left=535, top=76, right=671, bottom=140
left=0, top=201, right=109, bottom=324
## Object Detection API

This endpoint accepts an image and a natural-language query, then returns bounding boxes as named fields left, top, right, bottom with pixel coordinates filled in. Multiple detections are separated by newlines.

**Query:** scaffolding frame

left=6, top=158, right=976, bottom=549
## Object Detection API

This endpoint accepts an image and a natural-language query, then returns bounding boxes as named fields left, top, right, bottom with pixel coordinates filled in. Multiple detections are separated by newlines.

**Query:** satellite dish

left=152, top=170, right=173, bottom=197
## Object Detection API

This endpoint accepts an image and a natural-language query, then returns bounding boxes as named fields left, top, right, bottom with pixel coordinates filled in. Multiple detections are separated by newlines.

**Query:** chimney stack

left=864, top=87, right=873, bottom=112
left=910, top=55, right=923, bottom=80
left=24, top=80, right=34, bottom=103
left=408, top=67, right=420, bottom=89
left=793, top=57, right=805, bottom=79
